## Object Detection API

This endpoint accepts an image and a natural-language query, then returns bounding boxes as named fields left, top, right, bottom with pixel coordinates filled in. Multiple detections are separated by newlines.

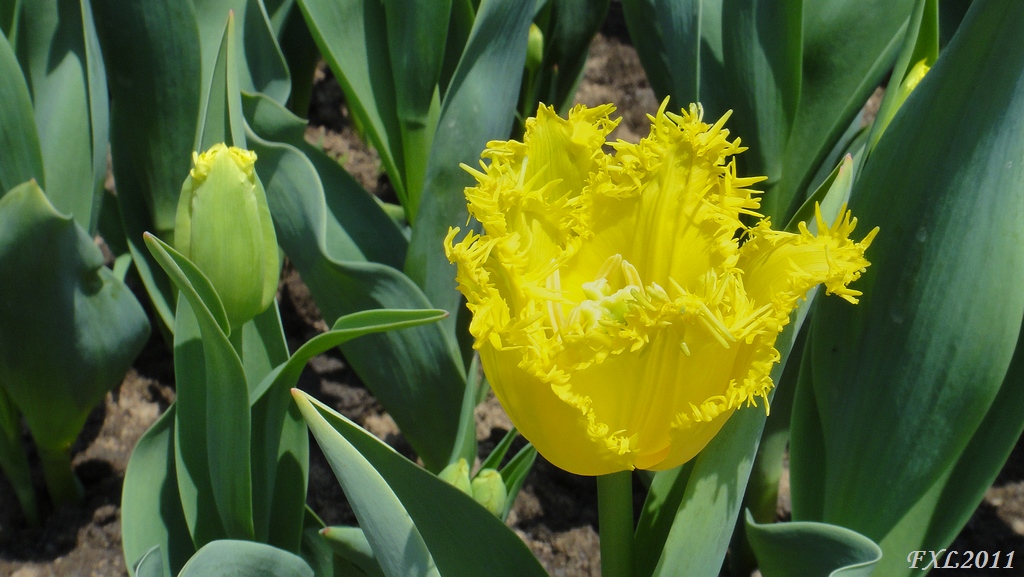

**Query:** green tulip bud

left=470, top=468, right=507, bottom=518
left=175, top=143, right=279, bottom=330
left=525, top=24, right=544, bottom=73
left=438, top=458, right=473, bottom=496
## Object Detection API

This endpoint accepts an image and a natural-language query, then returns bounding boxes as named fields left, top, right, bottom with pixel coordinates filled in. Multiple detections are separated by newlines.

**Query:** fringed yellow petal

left=447, top=102, right=875, bottom=475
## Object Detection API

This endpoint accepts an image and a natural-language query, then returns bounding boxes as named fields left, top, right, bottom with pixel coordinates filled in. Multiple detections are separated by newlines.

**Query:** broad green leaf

left=721, top=0, right=801, bottom=184
left=525, top=0, right=610, bottom=117
left=300, top=508, right=368, bottom=577
left=783, top=155, right=854, bottom=234
left=240, top=93, right=407, bottom=268
left=245, top=303, right=307, bottom=554
left=92, top=0, right=202, bottom=330
left=383, top=0, right=449, bottom=216
left=797, top=0, right=1024, bottom=545
left=197, top=12, right=245, bottom=150
left=0, top=180, right=149, bottom=458
left=295, top=0, right=406, bottom=207
left=920, top=314, right=1024, bottom=550
left=193, top=0, right=290, bottom=110
left=320, top=526, right=385, bottom=577
left=133, top=547, right=165, bottom=577
left=867, top=0, right=939, bottom=151
left=251, top=309, right=449, bottom=405
left=243, top=93, right=465, bottom=472
left=293, top=392, right=440, bottom=577
left=405, top=0, right=533, bottom=338
left=293, top=391, right=548, bottom=577
left=275, top=1, right=319, bottom=116
left=146, top=234, right=254, bottom=544
left=633, top=461, right=696, bottom=577
left=0, top=30, right=43, bottom=196
left=0, top=386, right=36, bottom=526
left=620, top=0, right=700, bottom=104
left=16, top=0, right=108, bottom=232
left=763, top=0, right=914, bottom=221
left=856, top=311, right=1024, bottom=577
left=177, top=540, right=313, bottom=577
left=122, top=406, right=195, bottom=577
left=746, top=512, right=882, bottom=577
left=0, top=0, right=18, bottom=38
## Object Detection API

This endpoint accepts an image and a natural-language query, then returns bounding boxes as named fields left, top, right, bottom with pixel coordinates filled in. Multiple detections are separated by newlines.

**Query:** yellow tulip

left=446, top=101, right=876, bottom=476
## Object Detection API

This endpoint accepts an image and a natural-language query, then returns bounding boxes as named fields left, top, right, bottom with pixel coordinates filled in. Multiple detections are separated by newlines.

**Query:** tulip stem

left=598, top=471, right=634, bottom=577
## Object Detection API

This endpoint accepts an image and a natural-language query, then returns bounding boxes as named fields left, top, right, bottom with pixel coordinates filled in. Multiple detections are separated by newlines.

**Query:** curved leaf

left=0, top=181, right=149, bottom=453
left=177, top=540, right=312, bottom=577
left=92, top=0, right=202, bottom=330
left=797, top=0, right=1024, bottom=547
left=293, top=390, right=548, bottom=577
left=146, top=234, right=254, bottom=544
left=122, top=406, right=195, bottom=577
left=405, top=0, right=533, bottom=337
left=243, top=94, right=465, bottom=472
left=17, top=0, right=108, bottom=231
left=746, top=511, right=882, bottom=577
left=0, top=30, right=43, bottom=196
left=294, top=0, right=406, bottom=206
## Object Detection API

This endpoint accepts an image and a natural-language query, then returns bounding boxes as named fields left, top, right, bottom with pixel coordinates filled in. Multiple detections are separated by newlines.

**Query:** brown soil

left=2, top=23, right=1023, bottom=577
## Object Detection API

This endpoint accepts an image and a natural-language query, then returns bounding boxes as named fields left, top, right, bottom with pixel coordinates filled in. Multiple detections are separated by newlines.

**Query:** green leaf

left=784, top=154, right=854, bottom=234
left=531, top=0, right=610, bottom=114
left=405, top=0, right=533, bottom=339
left=293, top=390, right=549, bottom=577
left=294, top=0, right=406, bottom=208
left=92, top=0, right=202, bottom=330
left=133, top=546, right=165, bottom=577
left=243, top=93, right=465, bottom=472
left=245, top=303, right=308, bottom=554
left=177, top=540, right=313, bottom=577
left=796, top=0, right=1024, bottom=546
left=197, top=11, right=245, bottom=150
left=620, top=0, right=701, bottom=104
left=145, top=234, right=254, bottom=545
left=0, top=386, right=36, bottom=526
left=16, top=0, right=108, bottom=232
left=249, top=309, right=449, bottom=411
left=193, top=0, right=291, bottom=109
left=320, top=526, right=385, bottom=577
left=763, top=0, right=915, bottom=221
left=0, top=179, right=149, bottom=457
left=293, top=392, right=440, bottom=577
left=240, top=92, right=407, bottom=268
left=745, top=511, right=882, bottom=577
left=0, top=30, right=43, bottom=196
left=121, top=406, right=195, bottom=577
left=867, top=0, right=939, bottom=151
left=721, top=0, right=801, bottom=184
left=383, top=0, right=449, bottom=216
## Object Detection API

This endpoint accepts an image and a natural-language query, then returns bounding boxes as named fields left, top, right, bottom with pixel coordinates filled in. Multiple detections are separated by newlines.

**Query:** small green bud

left=470, top=468, right=507, bottom=518
left=525, top=24, right=544, bottom=73
left=438, top=458, right=473, bottom=496
left=175, top=143, right=279, bottom=330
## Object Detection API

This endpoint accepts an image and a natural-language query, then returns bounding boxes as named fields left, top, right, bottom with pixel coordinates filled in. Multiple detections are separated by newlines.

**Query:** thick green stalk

left=598, top=470, right=634, bottom=577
